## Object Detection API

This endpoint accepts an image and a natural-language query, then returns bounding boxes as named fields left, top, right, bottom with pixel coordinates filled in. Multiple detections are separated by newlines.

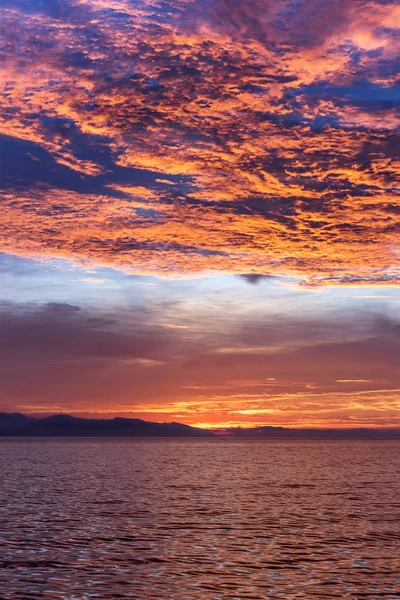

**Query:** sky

left=0, top=0, right=399, bottom=428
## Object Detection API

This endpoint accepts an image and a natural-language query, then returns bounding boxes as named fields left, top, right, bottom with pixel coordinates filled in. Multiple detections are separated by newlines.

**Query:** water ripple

left=1, top=439, right=400, bottom=599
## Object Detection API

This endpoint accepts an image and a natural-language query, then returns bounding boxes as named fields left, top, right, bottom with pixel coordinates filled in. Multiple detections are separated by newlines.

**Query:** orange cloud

left=0, top=0, right=398, bottom=285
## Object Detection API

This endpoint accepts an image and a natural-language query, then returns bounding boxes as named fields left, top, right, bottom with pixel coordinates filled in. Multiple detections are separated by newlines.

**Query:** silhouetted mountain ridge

left=0, top=413, right=214, bottom=437
left=218, top=424, right=400, bottom=439
left=0, top=413, right=399, bottom=438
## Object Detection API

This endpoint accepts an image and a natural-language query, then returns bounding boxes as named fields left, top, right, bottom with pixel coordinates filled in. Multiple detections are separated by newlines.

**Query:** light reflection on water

left=1, top=439, right=400, bottom=599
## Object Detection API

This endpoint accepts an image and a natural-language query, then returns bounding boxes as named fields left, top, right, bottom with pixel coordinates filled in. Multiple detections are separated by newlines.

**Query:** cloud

left=0, top=300, right=399, bottom=427
left=238, top=274, right=274, bottom=285
left=0, top=0, right=398, bottom=284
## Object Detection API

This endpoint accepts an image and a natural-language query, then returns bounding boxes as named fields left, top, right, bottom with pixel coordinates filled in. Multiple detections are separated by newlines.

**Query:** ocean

left=1, top=438, right=399, bottom=599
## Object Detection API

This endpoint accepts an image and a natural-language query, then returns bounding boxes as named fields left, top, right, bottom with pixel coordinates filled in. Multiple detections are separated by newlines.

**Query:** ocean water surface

left=1, top=438, right=400, bottom=599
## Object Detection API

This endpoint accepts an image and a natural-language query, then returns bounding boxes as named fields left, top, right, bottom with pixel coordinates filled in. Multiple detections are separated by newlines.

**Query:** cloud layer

left=1, top=0, right=399, bottom=284
left=1, top=299, right=399, bottom=427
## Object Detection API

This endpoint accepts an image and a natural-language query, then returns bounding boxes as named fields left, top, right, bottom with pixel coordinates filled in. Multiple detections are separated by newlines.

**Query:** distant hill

left=0, top=413, right=215, bottom=437
left=217, top=425, right=400, bottom=439
left=0, top=413, right=399, bottom=438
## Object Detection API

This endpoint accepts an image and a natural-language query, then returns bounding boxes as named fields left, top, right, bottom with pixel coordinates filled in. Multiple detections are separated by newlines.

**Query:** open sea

left=1, top=438, right=400, bottom=599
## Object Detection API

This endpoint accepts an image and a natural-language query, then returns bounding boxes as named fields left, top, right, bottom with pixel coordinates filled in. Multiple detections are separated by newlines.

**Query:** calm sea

left=1, top=439, right=400, bottom=599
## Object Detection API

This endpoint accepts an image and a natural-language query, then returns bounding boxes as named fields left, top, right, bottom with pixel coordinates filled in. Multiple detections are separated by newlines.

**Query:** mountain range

left=1, top=413, right=400, bottom=438
left=0, top=413, right=214, bottom=437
